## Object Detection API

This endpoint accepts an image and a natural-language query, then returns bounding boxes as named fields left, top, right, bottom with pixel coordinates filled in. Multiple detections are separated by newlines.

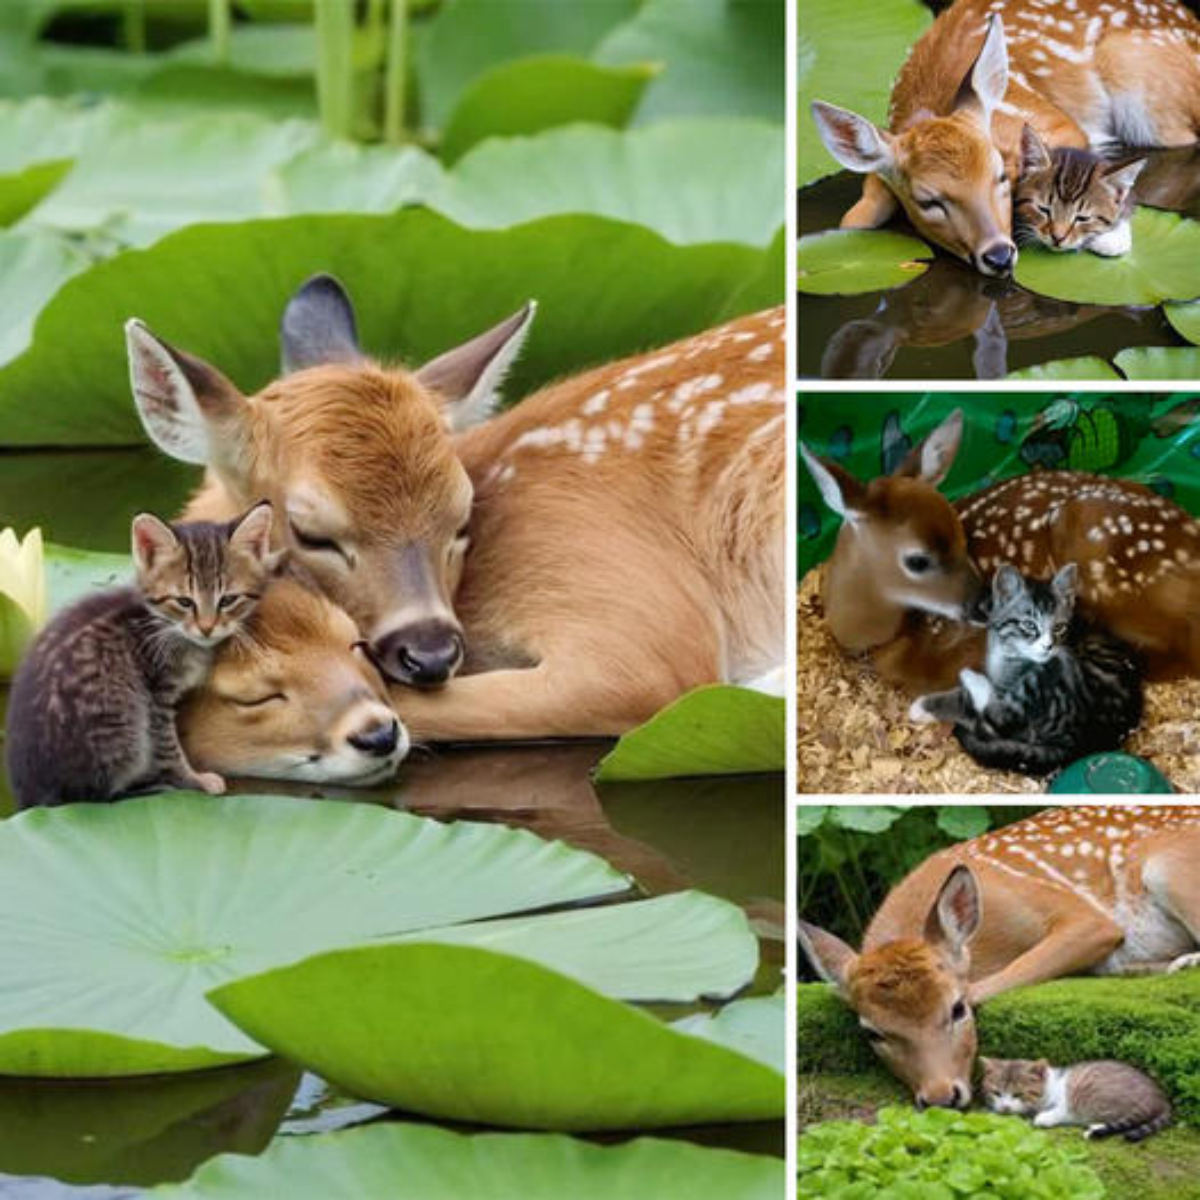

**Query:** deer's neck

left=823, top=527, right=904, bottom=653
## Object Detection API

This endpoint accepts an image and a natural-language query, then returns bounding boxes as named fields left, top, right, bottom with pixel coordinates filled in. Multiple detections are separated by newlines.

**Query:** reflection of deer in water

left=820, top=258, right=1149, bottom=380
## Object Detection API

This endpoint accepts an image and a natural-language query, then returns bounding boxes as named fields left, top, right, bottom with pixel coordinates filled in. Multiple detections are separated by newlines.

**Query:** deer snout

left=975, top=241, right=1016, bottom=277
left=348, top=717, right=402, bottom=757
left=916, top=1080, right=971, bottom=1111
left=374, top=621, right=465, bottom=688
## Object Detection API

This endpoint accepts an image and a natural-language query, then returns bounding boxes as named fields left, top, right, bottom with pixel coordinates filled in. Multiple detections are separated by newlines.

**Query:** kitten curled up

left=6, top=502, right=282, bottom=809
left=1014, top=125, right=1146, bottom=258
left=980, top=1056, right=1173, bottom=1143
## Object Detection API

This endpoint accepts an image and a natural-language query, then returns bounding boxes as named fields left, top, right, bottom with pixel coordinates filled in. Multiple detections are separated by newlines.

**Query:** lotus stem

left=314, top=0, right=357, bottom=141
left=122, top=0, right=146, bottom=54
left=208, top=0, right=231, bottom=65
left=384, top=0, right=408, bottom=144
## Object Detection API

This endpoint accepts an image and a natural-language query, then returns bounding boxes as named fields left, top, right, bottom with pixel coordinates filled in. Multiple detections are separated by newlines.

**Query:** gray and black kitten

left=910, top=564, right=1143, bottom=775
left=6, top=503, right=280, bottom=809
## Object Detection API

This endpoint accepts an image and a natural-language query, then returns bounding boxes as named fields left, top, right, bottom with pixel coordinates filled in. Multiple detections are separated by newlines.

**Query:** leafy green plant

left=797, top=229, right=931, bottom=295
left=799, top=1107, right=1107, bottom=1199
left=153, top=1121, right=785, bottom=1198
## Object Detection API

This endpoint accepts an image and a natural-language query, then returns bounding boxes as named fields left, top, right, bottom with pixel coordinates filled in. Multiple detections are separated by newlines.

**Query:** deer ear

left=955, top=14, right=1008, bottom=127
left=895, top=409, right=962, bottom=486
left=126, top=320, right=250, bottom=472
left=800, top=443, right=867, bottom=521
left=798, top=919, right=859, bottom=996
left=416, top=302, right=536, bottom=432
left=1020, top=124, right=1052, bottom=176
left=811, top=101, right=896, bottom=175
left=131, top=512, right=178, bottom=573
left=925, top=865, right=982, bottom=966
left=281, top=274, right=363, bottom=373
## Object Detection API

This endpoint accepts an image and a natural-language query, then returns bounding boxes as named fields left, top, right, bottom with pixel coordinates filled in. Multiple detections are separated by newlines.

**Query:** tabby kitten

left=6, top=503, right=280, bottom=809
left=909, top=563, right=1143, bottom=775
left=1014, top=125, right=1145, bottom=256
left=980, top=1057, right=1172, bottom=1143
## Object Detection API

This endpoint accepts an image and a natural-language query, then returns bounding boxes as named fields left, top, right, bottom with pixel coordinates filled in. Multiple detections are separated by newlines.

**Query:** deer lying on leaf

left=800, top=806, right=1200, bottom=1109
left=128, top=277, right=784, bottom=742
left=801, top=408, right=1200, bottom=693
left=810, top=0, right=1200, bottom=274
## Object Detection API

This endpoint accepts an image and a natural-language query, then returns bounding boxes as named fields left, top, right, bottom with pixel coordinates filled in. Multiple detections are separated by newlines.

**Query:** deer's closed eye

left=231, top=692, right=286, bottom=708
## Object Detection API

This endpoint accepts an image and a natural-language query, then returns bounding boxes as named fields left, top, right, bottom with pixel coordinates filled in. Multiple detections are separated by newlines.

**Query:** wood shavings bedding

left=798, top=568, right=1200, bottom=795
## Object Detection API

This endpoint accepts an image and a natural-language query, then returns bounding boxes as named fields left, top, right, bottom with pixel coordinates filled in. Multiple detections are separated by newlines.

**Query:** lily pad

left=0, top=230, right=91, bottom=366
left=441, top=55, right=656, bottom=164
left=0, top=794, right=759, bottom=1077
left=671, top=992, right=785, bottom=1071
left=209, top=943, right=784, bottom=1129
left=433, top=120, right=784, bottom=247
left=595, top=685, right=785, bottom=782
left=153, top=1122, right=785, bottom=1199
left=265, top=141, right=445, bottom=214
left=1006, top=357, right=1122, bottom=381
left=0, top=210, right=770, bottom=446
left=797, top=229, right=932, bottom=295
left=44, top=542, right=131, bottom=613
left=1014, top=207, right=1200, bottom=305
left=1114, top=346, right=1200, bottom=380
left=798, top=0, right=931, bottom=187
left=1165, top=300, right=1200, bottom=344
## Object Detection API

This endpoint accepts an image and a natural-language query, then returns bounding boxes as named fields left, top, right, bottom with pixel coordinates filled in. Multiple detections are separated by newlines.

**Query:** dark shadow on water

left=798, top=149, right=1200, bottom=380
left=0, top=713, right=784, bottom=1192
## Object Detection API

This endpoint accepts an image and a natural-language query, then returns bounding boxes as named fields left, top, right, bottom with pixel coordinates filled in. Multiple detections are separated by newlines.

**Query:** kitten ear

left=1020, top=124, right=1052, bottom=176
left=1052, top=562, right=1078, bottom=602
left=992, top=563, right=1023, bottom=603
left=1103, top=155, right=1146, bottom=197
left=131, top=513, right=179, bottom=572
left=229, top=501, right=282, bottom=569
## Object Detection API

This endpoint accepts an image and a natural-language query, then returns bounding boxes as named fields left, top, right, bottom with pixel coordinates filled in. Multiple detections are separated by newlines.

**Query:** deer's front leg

left=970, top=912, right=1124, bottom=1005
left=842, top=174, right=898, bottom=229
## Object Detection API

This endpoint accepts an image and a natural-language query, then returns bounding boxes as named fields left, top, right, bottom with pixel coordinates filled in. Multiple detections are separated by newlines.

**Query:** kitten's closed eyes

left=1014, top=125, right=1145, bottom=257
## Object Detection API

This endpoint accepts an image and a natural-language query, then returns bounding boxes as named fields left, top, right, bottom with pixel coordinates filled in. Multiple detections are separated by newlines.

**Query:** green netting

left=799, top=394, right=1200, bottom=577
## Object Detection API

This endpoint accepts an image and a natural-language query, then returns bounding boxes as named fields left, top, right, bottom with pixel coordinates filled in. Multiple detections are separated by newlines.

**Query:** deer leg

left=841, top=174, right=898, bottom=229
left=969, top=912, right=1124, bottom=1005
left=1141, top=834, right=1200, bottom=972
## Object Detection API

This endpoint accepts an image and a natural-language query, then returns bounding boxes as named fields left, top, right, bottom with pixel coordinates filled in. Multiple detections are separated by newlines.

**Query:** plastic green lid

left=1049, top=753, right=1174, bottom=795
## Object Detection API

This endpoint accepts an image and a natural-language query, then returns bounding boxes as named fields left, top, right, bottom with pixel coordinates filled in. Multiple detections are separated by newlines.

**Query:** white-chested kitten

left=980, top=1056, right=1172, bottom=1143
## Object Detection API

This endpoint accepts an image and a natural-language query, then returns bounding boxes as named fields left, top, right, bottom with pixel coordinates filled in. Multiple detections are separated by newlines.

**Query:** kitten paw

left=1167, top=951, right=1200, bottom=974
left=1085, top=1124, right=1106, bottom=1139
left=1033, top=1112, right=1059, bottom=1128
left=908, top=698, right=937, bottom=723
left=1087, top=227, right=1132, bottom=257
left=193, top=771, right=226, bottom=796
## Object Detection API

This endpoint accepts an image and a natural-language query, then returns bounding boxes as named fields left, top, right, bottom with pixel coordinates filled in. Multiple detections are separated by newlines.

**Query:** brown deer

left=128, top=278, right=784, bottom=741
left=800, top=408, right=1200, bottom=693
left=810, top=0, right=1200, bottom=275
left=799, top=806, right=1200, bottom=1109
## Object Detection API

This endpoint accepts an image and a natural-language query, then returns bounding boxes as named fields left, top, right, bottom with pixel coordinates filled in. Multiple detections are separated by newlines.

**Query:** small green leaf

left=1165, top=299, right=1200, bottom=344
left=798, top=229, right=931, bottom=295
left=1014, top=206, right=1200, bottom=305
left=1006, top=357, right=1122, bottom=381
left=595, top=685, right=784, bottom=781
left=1115, top=345, right=1200, bottom=380
left=936, top=805, right=990, bottom=840
left=441, top=55, right=656, bottom=164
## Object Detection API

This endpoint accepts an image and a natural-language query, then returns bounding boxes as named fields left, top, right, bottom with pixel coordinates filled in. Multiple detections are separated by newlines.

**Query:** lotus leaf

left=797, top=229, right=932, bottom=295
left=1006, top=357, right=1122, bottom=381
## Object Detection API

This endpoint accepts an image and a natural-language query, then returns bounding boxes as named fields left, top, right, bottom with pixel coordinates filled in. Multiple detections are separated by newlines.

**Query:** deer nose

left=916, top=1082, right=969, bottom=1111
left=977, top=242, right=1015, bottom=276
left=373, top=622, right=464, bottom=687
left=348, top=718, right=401, bottom=757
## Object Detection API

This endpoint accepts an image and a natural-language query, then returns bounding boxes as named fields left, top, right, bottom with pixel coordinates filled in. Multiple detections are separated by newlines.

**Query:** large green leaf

left=416, top=0, right=638, bottom=130
left=1114, top=346, right=1200, bottom=380
left=0, top=230, right=91, bottom=365
left=267, top=141, right=446, bottom=214
left=595, top=686, right=785, bottom=782
left=0, top=794, right=638, bottom=1076
left=797, top=229, right=931, bottom=295
left=153, top=1123, right=785, bottom=1199
left=0, top=211, right=768, bottom=447
left=434, top=120, right=784, bottom=247
left=0, top=98, right=103, bottom=226
left=596, top=0, right=784, bottom=125
left=797, top=0, right=931, bottom=187
left=210, top=944, right=784, bottom=1129
left=1014, top=207, right=1200, bottom=305
left=24, top=108, right=320, bottom=246
left=441, top=55, right=656, bottom=164
left=671, top=992, right=785, bottom=1071
left=1005, top=357, right=1123, bottom=381
left=44, top=542, right=131, bottom=613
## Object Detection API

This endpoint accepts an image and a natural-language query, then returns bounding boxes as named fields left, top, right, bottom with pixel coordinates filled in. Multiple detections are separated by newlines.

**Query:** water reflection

left=799, top=146, right=1200, bottom=380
